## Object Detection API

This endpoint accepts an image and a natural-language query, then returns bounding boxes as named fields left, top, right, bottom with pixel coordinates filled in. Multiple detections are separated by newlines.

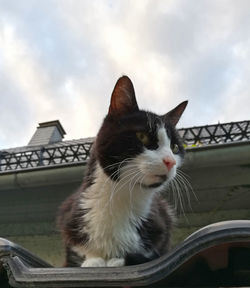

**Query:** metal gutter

left=183, top=140, right=250, bottom=169
left=0, top=164, right=86, bottom=191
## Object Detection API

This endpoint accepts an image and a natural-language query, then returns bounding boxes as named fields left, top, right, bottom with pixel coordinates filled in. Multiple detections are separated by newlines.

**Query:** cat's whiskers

left=139, top=174, right=147, bottom=193
left=169, top=180, right=178, bottom=212
left=128, top=167, right=142, bottom=191
left=103, top=158, right=135, bottom=171
left=170, top=179, right=181, bottom=212
left=108, top=161, right=151, bottom=213
left=128, top=170, right=144, bottom=209
left=124, top=160, right=193, bottom=218
left=175, top=173, right=192, bottom=211
left=102, top=159, right=136, bottom=183
left=108, top=166, right=141, bottom=210
left=101, top=158, right=138, bottom=195
left=103, top=162, right=139, bottom=198
left=171, top=177, right=190, bottom=222
left=92, top=166, right=123, bottom=214
left=177, top=169, right=198, bottom=202
left=175, top=178, right=186, bottom=215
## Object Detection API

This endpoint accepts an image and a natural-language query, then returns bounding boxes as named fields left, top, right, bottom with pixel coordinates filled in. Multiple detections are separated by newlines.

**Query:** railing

left=179, top=120, right=250, bottom=147
left=0, top=121, right=249, bottom=172
left=0, top=142, right=93, bottom=172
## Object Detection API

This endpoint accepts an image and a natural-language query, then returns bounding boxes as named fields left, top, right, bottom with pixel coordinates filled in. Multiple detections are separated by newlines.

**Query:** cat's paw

left=81, top=257, right=106, bottom=267
left=106, top=258, right=125, bottom=267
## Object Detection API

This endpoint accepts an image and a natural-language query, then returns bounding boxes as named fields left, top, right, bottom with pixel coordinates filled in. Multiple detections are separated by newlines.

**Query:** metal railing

left=0, top=142, right=93, bottom=172
left=0, top=120, right=249, bottom=172
left=179, top=120, right=250, bottom=147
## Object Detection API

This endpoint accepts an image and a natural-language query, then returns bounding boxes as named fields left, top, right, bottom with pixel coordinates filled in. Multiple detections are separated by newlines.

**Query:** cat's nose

left=162, top=157, right=176, bottom=171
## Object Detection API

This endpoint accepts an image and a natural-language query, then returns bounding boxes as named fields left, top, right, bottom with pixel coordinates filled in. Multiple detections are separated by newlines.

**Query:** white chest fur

left=79, top=164, right=154, bottom=259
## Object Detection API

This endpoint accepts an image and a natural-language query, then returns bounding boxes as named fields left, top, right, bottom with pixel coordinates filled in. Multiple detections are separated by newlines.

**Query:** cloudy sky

left=1, top=0, right=250, bottom=149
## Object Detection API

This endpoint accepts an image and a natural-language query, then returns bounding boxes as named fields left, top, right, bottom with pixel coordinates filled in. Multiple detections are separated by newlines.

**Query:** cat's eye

left=136, top=132, right=150, bottom=145
left=171, top=143, right=179, bottom=154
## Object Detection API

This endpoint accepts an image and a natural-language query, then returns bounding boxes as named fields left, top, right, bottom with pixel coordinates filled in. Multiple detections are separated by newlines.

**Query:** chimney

left=28, top=120, right=66, bottom=146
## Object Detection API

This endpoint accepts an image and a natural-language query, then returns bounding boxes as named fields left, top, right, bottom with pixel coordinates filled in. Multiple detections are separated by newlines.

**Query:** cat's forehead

left=145, top=112, right=162, bottom=130
left=121, top=111, right=163, bottom=130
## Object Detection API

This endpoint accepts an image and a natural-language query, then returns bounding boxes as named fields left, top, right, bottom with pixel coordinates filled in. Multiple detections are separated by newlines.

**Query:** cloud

left=1, top=0, right=250, bottom=149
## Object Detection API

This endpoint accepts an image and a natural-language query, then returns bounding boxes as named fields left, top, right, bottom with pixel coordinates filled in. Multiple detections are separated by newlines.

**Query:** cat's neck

left=82, top=163, right=155, bottom=220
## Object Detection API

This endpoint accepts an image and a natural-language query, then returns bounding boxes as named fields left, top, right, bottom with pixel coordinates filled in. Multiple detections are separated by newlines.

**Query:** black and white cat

left=57, top=76, right=188, bottom=267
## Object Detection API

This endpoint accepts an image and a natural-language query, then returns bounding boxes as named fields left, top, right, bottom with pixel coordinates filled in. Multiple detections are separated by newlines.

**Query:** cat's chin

left=143, top=182, right=165, bottom=189
left=141, top=174, right=168, bottom=189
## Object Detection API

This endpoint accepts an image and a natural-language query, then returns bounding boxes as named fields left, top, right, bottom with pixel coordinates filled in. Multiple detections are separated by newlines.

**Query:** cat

left=57, top=75, right=188, bottom=267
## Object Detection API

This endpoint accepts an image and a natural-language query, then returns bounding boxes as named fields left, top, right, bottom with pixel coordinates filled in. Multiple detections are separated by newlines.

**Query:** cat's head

left=96, top=76, right=187, bottom=189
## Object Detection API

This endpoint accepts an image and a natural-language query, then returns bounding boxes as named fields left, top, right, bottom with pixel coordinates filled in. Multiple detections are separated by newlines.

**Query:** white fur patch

left=106, top=258, right=125, bottom=267
left=81, top=257, right=106, bottom=267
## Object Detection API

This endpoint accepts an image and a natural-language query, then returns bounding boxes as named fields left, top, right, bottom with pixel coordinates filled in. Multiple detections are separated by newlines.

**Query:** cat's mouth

left=142, top=174, right=167, bottom=188
left=154, top=174, right=167, bottom=182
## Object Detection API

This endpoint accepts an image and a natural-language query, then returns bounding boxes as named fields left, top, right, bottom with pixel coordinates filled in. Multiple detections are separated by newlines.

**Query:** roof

left=1, top=220, right=250, bottom=287
left=0, top=120, right=249, bottom=173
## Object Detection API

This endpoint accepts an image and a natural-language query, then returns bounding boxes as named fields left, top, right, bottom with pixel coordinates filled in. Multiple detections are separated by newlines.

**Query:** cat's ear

left=164, top=101, right=188, bottom=126
left=108, top=76, right=139, bottom=116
